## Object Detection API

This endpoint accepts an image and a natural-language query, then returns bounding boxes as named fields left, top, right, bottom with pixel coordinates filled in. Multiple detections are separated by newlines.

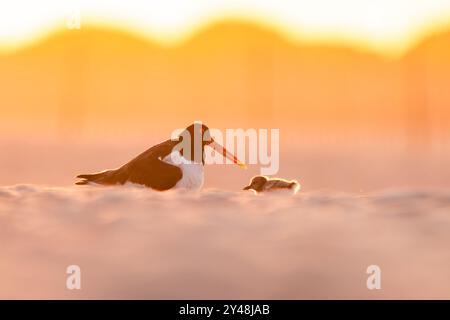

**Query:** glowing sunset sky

left=1, top=0, right=450, bottom=55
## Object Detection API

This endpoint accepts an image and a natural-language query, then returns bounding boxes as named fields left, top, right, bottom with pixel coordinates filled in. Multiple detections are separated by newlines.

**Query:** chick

left=243, top=176, right=300, bottom=194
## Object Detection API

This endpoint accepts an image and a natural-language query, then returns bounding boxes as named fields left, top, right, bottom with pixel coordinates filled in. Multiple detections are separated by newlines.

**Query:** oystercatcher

left=76, top=123, right=246, bottom=191
left=243, top=176, right=300, bottom=194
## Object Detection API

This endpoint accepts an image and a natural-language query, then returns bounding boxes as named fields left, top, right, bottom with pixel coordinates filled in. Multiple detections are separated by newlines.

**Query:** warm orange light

left=1, top=1, right=450, bottom=57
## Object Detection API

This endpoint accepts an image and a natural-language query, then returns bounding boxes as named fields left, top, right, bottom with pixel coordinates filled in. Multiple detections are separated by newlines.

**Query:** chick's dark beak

left=243, top=185, right=252, bottom=190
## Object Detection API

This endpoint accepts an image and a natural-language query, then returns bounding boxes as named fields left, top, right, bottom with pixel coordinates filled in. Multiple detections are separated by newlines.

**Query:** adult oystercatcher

left=75, top=123, right=245, bottom=191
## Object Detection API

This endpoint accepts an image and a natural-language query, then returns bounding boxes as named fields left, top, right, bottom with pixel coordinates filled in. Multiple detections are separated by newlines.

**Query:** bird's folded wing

left=126, top=158, right=182, bottom=190
left=122, top=139, right=183, bottom=190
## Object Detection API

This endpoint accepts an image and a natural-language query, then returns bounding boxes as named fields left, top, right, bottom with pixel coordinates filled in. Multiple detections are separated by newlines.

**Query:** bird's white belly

left=163, top=151, right=204, bottom=191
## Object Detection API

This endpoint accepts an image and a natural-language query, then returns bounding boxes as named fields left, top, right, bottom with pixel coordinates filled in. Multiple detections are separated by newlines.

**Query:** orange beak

left=210, top=140, right=247, bottom=169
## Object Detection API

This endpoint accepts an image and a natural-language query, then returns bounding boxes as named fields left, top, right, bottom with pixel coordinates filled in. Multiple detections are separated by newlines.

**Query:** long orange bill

left=210, top=141, right=247, bottom=169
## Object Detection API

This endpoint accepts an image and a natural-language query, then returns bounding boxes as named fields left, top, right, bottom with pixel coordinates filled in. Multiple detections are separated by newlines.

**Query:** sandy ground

left=0, top=185, right=449, bottom=299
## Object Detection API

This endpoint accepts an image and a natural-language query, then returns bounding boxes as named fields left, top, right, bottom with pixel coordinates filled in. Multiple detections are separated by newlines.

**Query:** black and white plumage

left=75, top=123, right=245, bottom=191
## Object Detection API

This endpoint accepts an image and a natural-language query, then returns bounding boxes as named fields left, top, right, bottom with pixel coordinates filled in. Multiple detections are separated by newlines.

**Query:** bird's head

left=176, top=122, right=246, bottom=168
left=181, top=122, right=213, bottom=147
left=243, top=176, right=268, bottom=192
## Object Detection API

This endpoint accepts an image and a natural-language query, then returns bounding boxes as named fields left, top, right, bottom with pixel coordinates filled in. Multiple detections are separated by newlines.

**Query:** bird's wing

left=262, top=180, right=276, bottom=190
left=121, top=139, right=183, bottom=190
left=125, top=158, right=181, bottom=190
left=264, top=179, right=290, bottom=190
left=76, top=139, right=183, bottom=189
left=126, top=139, right=179, bottom=163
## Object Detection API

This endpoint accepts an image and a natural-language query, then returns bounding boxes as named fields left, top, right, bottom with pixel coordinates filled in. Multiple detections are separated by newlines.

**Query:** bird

left=75, top=123, right=246, bottom=191
left=243, top=176, right=300, bottom=194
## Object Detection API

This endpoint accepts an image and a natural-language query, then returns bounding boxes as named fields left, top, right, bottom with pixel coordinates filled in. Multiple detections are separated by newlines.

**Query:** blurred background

left=0, top=0, right=450, bottom=191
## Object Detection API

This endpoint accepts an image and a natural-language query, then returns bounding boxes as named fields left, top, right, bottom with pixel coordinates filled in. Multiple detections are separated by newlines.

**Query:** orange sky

left=1, top=3, right=450, bottom=189
left=1, top=21, right=449, bottom=138
left=1, top=1, right=450, bottom=56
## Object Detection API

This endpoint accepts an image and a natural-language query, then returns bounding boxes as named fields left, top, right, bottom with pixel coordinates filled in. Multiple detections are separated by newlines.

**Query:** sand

left=0, top=184, right=449, bottom=299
